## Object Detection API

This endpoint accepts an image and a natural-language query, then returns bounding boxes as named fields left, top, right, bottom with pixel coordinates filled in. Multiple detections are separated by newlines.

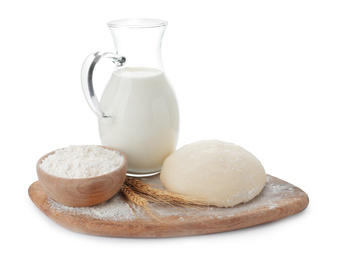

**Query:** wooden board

left=28, top=175, right=309, bottom=238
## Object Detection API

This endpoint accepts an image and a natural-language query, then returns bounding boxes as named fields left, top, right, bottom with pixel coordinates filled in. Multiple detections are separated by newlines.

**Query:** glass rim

left=107, top=18, right=168, bottom=28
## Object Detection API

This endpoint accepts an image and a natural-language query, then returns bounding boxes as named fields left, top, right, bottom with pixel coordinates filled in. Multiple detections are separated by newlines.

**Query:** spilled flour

left=48, top=193, right=135, bottom=221
left=47, top=175, right=298, bottom=222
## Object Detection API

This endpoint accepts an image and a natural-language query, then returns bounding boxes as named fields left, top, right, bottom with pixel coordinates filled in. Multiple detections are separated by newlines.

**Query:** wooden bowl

left=36, top=146, right=127, bottom=207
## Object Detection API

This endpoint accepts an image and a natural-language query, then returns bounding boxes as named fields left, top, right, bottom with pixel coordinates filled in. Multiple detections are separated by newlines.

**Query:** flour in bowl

left=39, top=145, right=124, bottom=178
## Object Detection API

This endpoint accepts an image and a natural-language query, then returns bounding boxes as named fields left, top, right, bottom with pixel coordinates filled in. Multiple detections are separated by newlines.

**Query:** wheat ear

left=125, top=177, right=207, bottom=207
left=120, top=184, right=162, bottom=222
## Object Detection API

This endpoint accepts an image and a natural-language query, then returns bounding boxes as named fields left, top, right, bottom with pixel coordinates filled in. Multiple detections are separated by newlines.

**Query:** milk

left=99, top=67, right=179, bottom=174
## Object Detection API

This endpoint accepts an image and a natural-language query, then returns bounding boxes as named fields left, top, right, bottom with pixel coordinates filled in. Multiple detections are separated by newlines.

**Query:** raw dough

left=160, top=140, right=266, bottom=207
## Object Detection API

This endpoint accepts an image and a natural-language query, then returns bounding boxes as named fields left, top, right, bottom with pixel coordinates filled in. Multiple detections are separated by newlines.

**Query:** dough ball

left=160, top=140, right=266, bottom=207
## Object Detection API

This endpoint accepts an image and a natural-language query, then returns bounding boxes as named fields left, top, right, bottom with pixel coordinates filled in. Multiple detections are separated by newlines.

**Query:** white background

left=1, top=0, right=340, bottom=259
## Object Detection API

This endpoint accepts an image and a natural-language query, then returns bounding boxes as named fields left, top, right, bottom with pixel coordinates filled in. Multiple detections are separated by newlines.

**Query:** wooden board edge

left=28, top=176, right=310, bottom=238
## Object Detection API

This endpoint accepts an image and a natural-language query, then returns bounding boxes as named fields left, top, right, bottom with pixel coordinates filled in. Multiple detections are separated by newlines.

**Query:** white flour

left=39, top=145, right=124, bottom=178
left=48, top=193, right=135, bottom=221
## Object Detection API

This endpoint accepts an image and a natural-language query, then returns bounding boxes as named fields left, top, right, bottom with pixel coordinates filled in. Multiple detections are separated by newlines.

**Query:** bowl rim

left=36, top=145, right=127, bottom=181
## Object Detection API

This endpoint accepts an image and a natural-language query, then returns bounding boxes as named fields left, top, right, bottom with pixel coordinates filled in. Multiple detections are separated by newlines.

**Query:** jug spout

left=107, top=18, right=168, bottom=71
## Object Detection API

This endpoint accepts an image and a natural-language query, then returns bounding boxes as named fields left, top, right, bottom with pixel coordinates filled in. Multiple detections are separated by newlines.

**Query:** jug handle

left=81, top=52, right=126, bottom=118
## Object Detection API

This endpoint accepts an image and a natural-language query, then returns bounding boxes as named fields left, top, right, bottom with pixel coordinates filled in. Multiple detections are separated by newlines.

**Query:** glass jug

left=81, top=19, right=179, bottom=177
